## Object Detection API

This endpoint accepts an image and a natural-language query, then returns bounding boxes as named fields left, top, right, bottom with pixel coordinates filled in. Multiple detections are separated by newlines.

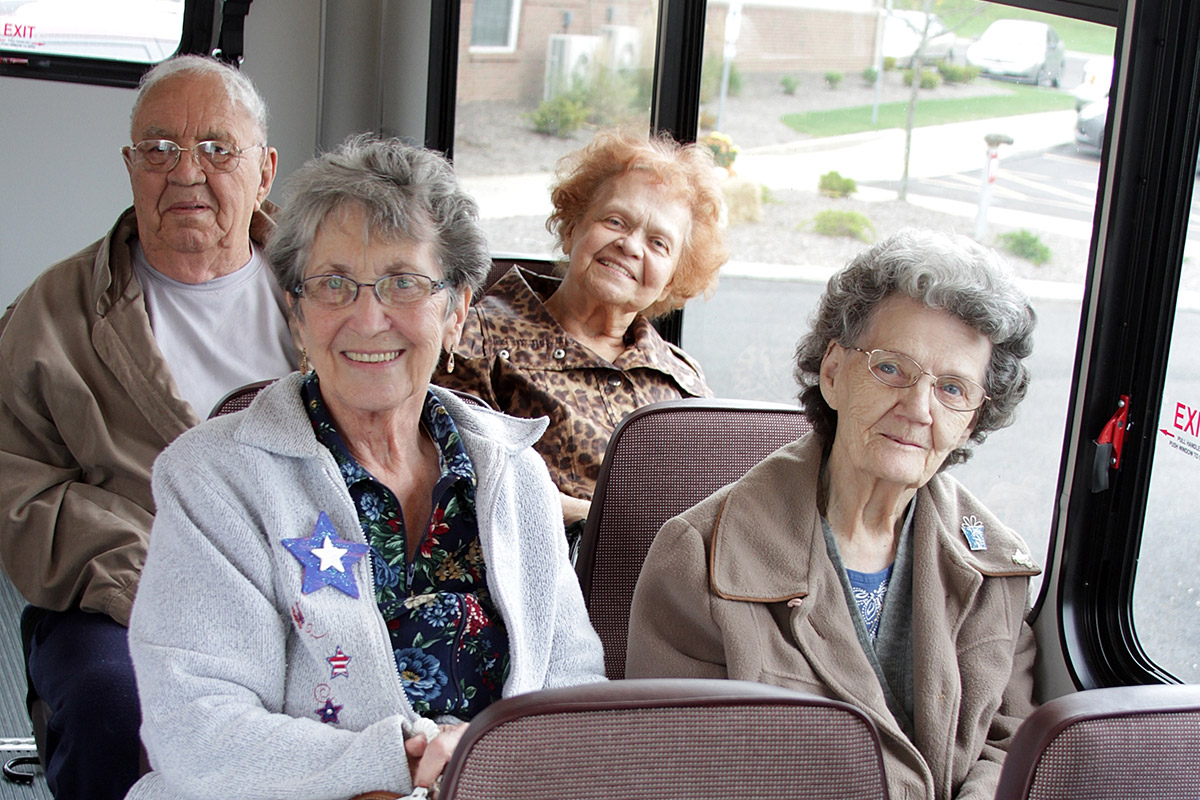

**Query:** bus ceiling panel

left=1059, top=0, right=1200, bottom=687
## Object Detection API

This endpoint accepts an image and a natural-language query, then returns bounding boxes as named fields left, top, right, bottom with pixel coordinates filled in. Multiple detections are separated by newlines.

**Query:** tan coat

left=0, top=204, right=279, bottom=625
left=627, top=434, right=1039, bottom=800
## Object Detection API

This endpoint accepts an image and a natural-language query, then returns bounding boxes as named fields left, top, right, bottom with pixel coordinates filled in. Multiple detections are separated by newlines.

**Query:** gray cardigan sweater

left=127, top=373, right=605, bottom=799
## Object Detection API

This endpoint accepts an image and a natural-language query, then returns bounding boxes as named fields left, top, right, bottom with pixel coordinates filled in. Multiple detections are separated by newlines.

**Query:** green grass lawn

left=781, top=83, right=1077, bottom=138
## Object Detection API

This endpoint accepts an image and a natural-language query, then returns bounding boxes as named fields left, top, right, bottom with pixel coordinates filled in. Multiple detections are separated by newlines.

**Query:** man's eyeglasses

left=122, top=139, right=265, bottom=174
left=845, top=346, right=990, bottom=412
left=294, top=273, right=447, bottom=309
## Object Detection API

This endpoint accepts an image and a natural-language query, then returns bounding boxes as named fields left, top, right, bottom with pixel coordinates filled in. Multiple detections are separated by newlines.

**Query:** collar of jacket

left=93, top=201, right=279, bottom=318
left=707, top=434, right=1041, bottom=604
left=463, top=265, right=708, bottom=394
left=232, top=372, right=550, bottom=460
left=88, top=203, right=282, bottom=437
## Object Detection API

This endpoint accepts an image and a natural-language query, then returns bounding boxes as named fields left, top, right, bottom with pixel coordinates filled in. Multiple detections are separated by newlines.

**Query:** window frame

left=1054, top=0, right=1200, bottom=687
left=0, top=0, right=215, bottom=88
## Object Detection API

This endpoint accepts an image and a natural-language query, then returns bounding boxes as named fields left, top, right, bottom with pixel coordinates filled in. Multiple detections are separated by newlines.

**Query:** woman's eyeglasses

left=846, top=345, right=989, bottom=412
left=294, top=273, right=447, bottom=308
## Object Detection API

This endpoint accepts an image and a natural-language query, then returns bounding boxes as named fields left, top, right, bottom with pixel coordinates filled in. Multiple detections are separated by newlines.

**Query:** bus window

left=680, top=1, right=1116, bottom=599
left=0, top=0, right=184, bottom=63
left=1134, top=209, right=1200, bottom=682
left=453, top=0, right=655, bottom=258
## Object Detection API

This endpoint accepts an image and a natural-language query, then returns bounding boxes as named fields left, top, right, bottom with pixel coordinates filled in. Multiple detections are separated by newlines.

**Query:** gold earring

left=446, top=350, right=456, bottom=374
left=299, top=348, right=311, bottom=374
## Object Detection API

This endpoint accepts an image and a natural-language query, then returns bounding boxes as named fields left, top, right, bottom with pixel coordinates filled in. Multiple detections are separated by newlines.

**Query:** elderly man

left=0, top=55, right=294, bottom=799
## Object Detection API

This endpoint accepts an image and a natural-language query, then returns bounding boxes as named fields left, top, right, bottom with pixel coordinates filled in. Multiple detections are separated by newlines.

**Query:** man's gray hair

left=793, top=227, right=1037, bottom=468
left=131, top=55, right=269, bottom=141
left=267, top=133, right=492, bottom=317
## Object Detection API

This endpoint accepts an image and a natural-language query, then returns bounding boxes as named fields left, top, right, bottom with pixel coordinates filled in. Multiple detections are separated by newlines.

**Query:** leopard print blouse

left=434, top=266, right=712, bottom=501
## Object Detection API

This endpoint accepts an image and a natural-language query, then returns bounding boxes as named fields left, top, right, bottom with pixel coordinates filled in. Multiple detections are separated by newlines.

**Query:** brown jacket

left=627, top=434, right=1039, bottom=800
left=0, top=204, right=279, bottom=625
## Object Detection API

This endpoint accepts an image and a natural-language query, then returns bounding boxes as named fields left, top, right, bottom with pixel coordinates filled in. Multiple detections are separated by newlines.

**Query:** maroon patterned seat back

left=438, top=678, right=889, bottom=800
left=207, top=379, right=277, bottom=419
left=994, top=684, right=1200, bottom=800
left=575, top=398, right=811, bottom=680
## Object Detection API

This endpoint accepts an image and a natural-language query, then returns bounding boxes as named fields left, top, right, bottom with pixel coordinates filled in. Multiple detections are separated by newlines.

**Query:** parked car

left=881, top=9, right=958, bottom=67
left=1072, top=55, right=1114, bottom=109
left=966, top=19, right=1066, bottom=86
left=1075, top=95, right=1107, bottom=153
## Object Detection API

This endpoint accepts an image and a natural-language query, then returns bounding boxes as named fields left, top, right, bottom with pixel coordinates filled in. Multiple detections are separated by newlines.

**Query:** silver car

left=967, top=19, right=1066, bottom=86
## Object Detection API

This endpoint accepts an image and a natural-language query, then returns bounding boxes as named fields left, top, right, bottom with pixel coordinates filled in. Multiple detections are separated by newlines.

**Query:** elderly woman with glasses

left=124, top=135, right=604, bottom=800
left=627, top=228, right=1039, bottom=800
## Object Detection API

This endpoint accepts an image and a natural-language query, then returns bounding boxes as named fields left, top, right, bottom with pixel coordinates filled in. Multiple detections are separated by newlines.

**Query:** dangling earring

left=299, top=348, right=311, bottom=375
left=445, top=349, right=456, bottom=374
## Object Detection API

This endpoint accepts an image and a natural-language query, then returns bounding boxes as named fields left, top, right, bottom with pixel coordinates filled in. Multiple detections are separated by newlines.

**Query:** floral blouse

left=302, top=374, right=510, bottom=720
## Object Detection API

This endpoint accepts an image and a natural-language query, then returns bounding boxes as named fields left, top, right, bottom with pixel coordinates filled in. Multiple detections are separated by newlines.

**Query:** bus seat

left=994, top=683, right=1200, bottom=800
left=574, top=398, right=811, bottom=679
left=437, top=678, right=889, bottom=800
left=480, top=257, right=559, bottom=300
left=208, top=379, right=277, bottom=419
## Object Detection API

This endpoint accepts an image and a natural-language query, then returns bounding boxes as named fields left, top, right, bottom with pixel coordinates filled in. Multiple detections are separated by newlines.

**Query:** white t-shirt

left=133, top=241, right=296, bottom=418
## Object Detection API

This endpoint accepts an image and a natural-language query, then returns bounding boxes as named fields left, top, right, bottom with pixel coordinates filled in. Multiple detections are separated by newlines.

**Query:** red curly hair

left=547, top=129, right=729, bottom=320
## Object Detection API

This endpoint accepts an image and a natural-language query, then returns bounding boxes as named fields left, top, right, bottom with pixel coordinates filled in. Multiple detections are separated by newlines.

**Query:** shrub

left=862, top=67, right=878, bottom=85
left=824, top=70, right=843, bottom=89
left=581, top=70, right=639, bottom=127
left=818, top=171, right=857, bottom=198
left=997, top=229, right=1051, bottom=266
left=903, top=67, right=942, bottom=89
left=883, top=56, right=898, bottom=71
left=938, top=62, right=980, bottom=85
left=700, top=131, right=739, bottom=170
left=525, top=91, right=589, bottom=137
left=780, top=74, right=800, bottom=95
left=812, top=209, right=875, bottom=242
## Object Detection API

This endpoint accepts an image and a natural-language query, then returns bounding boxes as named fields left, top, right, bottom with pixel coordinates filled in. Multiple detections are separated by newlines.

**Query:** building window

left=471, top=0, right=520, bottom=51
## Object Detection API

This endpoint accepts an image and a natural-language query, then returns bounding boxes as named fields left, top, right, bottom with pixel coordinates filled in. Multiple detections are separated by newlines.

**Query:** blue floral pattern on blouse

left=302, top=374, right=510, bottom=720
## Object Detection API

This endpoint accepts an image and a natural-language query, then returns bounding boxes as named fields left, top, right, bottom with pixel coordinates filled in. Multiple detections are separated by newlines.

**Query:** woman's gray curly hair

left=793, top=228, right=1036, bottom=467
left=268, top=133, right=491, bottom=318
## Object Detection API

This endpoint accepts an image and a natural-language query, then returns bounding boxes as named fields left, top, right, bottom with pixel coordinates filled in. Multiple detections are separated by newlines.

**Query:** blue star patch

left=282, top=512, right=369, bottom=597
left=316, top=697, right=342, bottom=724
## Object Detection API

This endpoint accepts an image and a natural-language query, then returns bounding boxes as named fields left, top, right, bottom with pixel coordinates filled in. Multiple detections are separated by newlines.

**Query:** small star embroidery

left=316, top=698, right=342, bottom=724
left=282, top=512, right=369, bottom=597
left=328, top=646, right=352, bottom=679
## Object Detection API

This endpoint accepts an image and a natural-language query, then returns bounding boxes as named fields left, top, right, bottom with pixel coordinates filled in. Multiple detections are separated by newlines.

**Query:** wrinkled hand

left=405, top=722, right=468, bottom=791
